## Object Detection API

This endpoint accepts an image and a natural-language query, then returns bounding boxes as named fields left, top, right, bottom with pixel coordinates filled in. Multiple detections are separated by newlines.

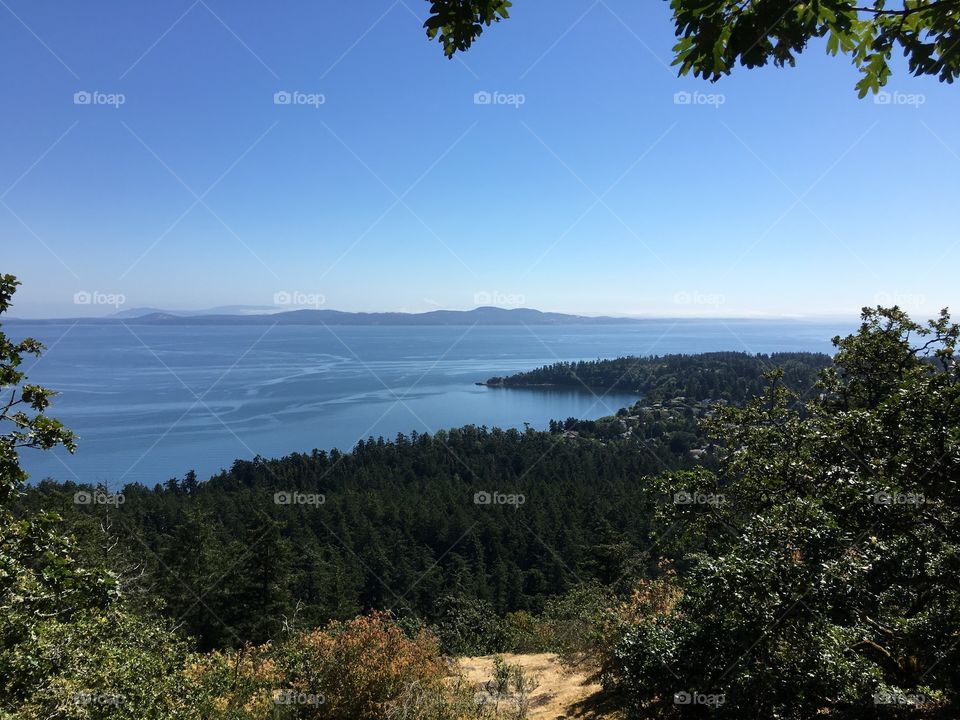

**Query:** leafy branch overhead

left=423, top=0, right=512, bottom=56
left=423, top=0, right=960, bottom=95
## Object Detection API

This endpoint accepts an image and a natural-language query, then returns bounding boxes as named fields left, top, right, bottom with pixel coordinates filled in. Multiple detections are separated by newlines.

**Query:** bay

left=11, top=319, right=852, bottom=487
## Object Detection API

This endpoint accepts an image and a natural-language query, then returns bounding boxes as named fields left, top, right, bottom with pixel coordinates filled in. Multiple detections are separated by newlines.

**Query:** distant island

left=110, top=304, right=281, bottom=319
left=12, top=306, right=657, bottom=326
left=10, top=306, right=845, bottom=325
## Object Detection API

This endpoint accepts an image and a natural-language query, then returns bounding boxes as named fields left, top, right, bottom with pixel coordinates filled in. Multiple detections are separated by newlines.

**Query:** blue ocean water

left=11, top=319, right=852, bottom=487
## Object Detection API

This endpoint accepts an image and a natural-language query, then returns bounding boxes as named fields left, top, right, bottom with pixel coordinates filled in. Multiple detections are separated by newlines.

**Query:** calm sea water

left=12, top=320, right=851, bottom=488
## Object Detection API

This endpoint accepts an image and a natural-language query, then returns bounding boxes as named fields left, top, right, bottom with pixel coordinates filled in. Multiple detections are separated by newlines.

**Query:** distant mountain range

left=12, top=307, right=649, bottom=326
left=110, top=305, right=282, bottom=319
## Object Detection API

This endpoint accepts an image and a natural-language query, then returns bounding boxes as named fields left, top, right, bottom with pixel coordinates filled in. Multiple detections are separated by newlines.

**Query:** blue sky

left=2, top=0, right=957, bottom=319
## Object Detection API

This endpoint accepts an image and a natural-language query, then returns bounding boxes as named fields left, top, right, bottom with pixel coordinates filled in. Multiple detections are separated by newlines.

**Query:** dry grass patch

left=456, top=653, right=616, bottom=720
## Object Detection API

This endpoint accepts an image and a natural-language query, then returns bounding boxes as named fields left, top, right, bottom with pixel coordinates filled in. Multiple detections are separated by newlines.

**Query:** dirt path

left=456, top=653, right=616, bottom=719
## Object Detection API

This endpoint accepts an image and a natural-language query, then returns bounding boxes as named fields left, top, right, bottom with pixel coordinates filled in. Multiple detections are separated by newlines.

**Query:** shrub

left=501, top=611, right=550, bottom=654
left=477, top=656, right=540, bottom=720
left=432, top=595, right=506, bottom=655
left=190, top=611, right=460, bottom=720
left=281, top=612, right=448, bottom=719
left=5, top=609, right=197, bottom=720
left=542, top=582, right=617, bottom=665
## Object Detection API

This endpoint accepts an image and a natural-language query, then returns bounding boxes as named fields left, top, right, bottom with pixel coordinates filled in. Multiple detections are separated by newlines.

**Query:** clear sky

left=2, top=1, right=957, bottom=319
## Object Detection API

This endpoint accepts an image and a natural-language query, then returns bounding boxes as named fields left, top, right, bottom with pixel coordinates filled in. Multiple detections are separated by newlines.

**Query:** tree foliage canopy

left=423, top=0, right=960, bottom=95
left=605, top=307, right=960, bottom=717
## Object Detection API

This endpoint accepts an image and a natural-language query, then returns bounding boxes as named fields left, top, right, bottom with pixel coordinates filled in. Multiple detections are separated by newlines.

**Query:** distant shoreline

left=476, top=380, right=564, bottom=388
